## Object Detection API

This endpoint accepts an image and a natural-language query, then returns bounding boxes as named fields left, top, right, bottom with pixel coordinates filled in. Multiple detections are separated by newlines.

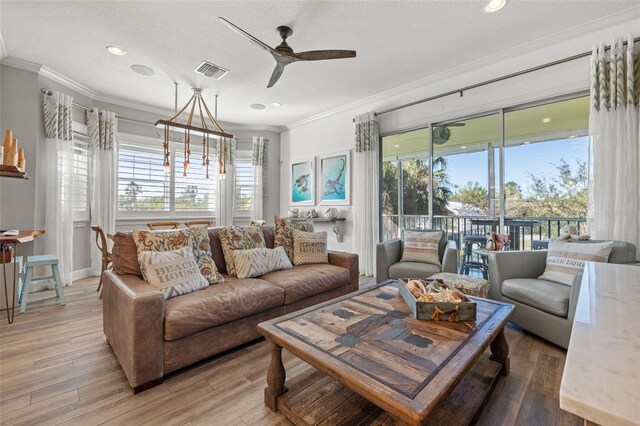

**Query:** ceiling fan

left=218, top=17, right=357, bottom=88
left=432, top=122, right=466, bottom=145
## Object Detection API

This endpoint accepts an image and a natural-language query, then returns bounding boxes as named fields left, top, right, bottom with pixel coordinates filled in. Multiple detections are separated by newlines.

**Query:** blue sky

left=444, top=137, right=589, bottom=195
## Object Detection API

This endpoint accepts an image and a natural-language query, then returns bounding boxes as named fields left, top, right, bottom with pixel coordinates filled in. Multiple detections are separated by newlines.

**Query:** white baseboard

left=71, top=268, right=94, bottom=281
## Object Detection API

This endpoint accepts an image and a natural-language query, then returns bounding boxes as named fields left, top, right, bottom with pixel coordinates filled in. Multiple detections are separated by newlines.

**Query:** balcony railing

left=382, top=214, right=587, bottom=250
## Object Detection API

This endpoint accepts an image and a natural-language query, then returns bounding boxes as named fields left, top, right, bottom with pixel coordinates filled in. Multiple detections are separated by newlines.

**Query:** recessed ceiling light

left=271, top=102, right=281, bottom=107
left=523, top=141, right=531, bottom=145
left=106, top=45, right=126, bottom=56
left=461, top=146, right=467, bottom=149
left=484, top=0, right=507, bottom=13
left=250, top=103, right=266, bottom=110
left=542, top=117, right=552, bottom=123
left=393, top=144, right=399, bottom=148
left=130, top=65, right=155, bottom=76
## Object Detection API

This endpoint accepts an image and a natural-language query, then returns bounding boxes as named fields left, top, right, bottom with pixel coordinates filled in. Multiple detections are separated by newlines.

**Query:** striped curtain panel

left=88, top=109, right=118, bottom=276
left=215, top=138, right=237, bottom=226
left=588, top=35, right=640, bottom=260
left=251, top=136, right=266, bottom=221
left=354, top=111, right=380, bottom=276
left=42, top=91, right=75, bottom=285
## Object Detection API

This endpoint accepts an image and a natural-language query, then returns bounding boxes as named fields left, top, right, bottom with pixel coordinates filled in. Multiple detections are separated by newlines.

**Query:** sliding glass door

left=379, top=94, right=590, bottom=248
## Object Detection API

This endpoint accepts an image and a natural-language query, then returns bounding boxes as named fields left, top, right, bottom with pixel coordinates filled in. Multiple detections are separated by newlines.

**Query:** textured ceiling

left=0, top=1, right=637, bottom=127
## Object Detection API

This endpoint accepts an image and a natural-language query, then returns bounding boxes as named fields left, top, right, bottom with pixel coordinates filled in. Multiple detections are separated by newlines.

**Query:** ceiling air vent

left=194, top=61, right=229, bottom=79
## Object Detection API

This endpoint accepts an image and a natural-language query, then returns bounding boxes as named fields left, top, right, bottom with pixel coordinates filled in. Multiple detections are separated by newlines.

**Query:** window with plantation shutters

left=174, top=149, right=216, bottom=213
left=235, top=158, right=254, bottom=212
left=72, top=123, right=90, bottom=221
left=117, top=145, right=170, bottom=213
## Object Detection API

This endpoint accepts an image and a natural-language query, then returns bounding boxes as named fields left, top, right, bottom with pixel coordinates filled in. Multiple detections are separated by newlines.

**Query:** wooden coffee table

left=257, top=280, right=514, bottom=425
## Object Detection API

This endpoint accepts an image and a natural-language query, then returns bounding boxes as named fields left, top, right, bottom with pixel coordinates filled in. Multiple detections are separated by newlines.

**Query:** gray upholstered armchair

left=376, top=232, right=458, bottom=283
left=487, top=240, right=637, bottom=349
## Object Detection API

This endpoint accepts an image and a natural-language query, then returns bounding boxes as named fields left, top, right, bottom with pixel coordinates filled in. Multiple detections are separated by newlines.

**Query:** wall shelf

left=0, top=166, right=28, bottom=180
left=0, top=172, right=28, bottom=180
left=287, top=217, right=346, bottom=242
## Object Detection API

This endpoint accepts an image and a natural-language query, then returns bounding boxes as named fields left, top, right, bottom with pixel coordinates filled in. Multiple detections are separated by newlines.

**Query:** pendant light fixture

left=155, top=87, right=233, bottom=179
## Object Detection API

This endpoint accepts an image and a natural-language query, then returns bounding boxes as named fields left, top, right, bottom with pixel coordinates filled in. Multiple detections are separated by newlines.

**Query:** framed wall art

left=290, top=158, right=316, bottom=206
left=319, top=150, right=350, bottom=205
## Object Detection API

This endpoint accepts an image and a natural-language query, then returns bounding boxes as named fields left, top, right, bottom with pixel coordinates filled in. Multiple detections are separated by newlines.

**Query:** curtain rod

left=40, top=88, right=270, bottom=141
left=353, top=35, right=640, bottom=122
left=40, top=88, right=153, bottom=126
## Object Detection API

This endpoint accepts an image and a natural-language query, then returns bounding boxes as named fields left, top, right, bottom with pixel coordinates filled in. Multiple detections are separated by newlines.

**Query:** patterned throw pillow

left=233, top=247, right=293, bottom=279
left=539, top=239, right=613, bottom=285
left=218, top=226, right=266, bottom=277
left=274, top=215, right=314, bottom=262
left=401, top=230, right=443, bottom=266
left=138, top=247, right=209, bottom=300
left=186, top=226, right=224, bottom=284
left=293, top=230, right=328, bottom=266
left=133, top=227, right=223, bottom=284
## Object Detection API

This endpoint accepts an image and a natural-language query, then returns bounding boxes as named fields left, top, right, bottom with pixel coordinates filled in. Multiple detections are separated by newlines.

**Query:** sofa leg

left=133, top=378, right=164, bottom=394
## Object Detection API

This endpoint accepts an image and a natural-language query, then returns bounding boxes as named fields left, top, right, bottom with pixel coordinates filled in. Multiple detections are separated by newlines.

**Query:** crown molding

left=39, top=65, right=96, bottom=99
left=0, top=56, right=42, bottom=73
left=93, top=92, right=176, bottom=118
left=284, top=6, right=640, bottom=130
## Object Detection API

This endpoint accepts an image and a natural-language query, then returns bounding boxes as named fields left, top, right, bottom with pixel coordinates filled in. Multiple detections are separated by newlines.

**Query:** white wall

left=280, top=14, right=639, bottom=254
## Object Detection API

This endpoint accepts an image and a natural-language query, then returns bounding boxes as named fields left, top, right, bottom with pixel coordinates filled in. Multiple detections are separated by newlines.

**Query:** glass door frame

left=378, top=90, right=589, bottom=242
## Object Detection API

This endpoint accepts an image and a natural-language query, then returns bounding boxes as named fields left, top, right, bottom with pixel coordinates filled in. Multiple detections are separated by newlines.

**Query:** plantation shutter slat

left=235, top=159, right=254, bottom=211
left=117, top=146, right=170, bottom=212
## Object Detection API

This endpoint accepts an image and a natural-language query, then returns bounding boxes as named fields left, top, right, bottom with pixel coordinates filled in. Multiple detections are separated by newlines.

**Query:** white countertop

left=560, top=262, right=640, bottom=426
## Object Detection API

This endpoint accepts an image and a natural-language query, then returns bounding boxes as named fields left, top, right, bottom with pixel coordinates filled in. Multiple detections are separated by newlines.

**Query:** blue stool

left=19, top=255, right=66, bottom=313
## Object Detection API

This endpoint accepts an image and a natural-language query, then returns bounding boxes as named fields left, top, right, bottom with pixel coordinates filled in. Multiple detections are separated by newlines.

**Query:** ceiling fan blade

left=267, top=63, right=286, bottom=88
left=289, top=50, right=356, bottom=61
left=218, top=17, right=279, bottom=56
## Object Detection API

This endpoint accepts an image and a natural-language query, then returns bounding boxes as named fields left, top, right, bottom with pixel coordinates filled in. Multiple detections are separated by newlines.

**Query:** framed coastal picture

left=291, top=158, right=315, bottom=206
left=319, top=150, right=350, bottom=205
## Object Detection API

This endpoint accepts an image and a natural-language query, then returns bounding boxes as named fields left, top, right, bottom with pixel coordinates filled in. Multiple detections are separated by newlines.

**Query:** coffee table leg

left=264, top=339, right=287, bottom=412
left=490, top=327, right=510, bottom=376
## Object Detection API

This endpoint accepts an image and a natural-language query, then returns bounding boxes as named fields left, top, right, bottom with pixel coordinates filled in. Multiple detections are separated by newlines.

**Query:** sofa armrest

left=102, top=270, right=164, bottom=390
left=487, top=250, right=548, bottom=300
left=328, top=251, right=359, bottom=293
left=441, top=240, right=458, bottom=273
left=376, top=239, right=402, bottom=283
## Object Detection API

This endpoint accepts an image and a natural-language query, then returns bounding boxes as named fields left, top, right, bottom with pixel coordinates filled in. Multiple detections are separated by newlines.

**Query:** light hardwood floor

left=0, top=276, right=581, bottom=425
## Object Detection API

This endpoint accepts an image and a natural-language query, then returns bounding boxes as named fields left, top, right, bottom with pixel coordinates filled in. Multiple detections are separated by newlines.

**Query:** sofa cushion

left=164, top=276, right=284, bottom=341
left=234, top=247, right=292, bottom=279
left=139, top=247, right=209, bottom=300
left=502, top=278, right=570, bottom=317
left=539, top=239, right=613, bottom=285
left=401, top=230, right=443, bottom=266
left=274, top=216, right=314, bottom=262
left=388, top=261, right=441, bottom=280
left=293, top=230, right=328, bottom=265
left=260, top=264, right=349, bottom=305
left=218, top=226, right=266, bottom=277
left=112, top=232, right=143, bottom=276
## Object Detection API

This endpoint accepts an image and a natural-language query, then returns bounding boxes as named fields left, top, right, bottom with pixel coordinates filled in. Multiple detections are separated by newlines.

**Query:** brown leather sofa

left=102, top=226, right=359, bottom=392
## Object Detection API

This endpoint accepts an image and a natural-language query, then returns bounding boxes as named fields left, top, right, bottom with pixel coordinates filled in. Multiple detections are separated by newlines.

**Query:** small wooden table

left=258, top=280, right=514, bottom=425
left=0, top=230, right=45, bottom=324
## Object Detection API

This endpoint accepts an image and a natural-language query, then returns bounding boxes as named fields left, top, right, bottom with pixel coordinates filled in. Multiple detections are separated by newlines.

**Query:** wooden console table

left=0, top=230, right=45, bottom=324
left=560, top=262, right=640, bottom=426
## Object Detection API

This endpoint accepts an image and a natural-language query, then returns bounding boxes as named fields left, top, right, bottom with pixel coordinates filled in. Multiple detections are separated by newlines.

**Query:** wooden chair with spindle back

left=184, top=220, right=213, bottom=228
left=91, top=225, right=112, bottom=298
left=146, top=222, right=180, bottom=230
